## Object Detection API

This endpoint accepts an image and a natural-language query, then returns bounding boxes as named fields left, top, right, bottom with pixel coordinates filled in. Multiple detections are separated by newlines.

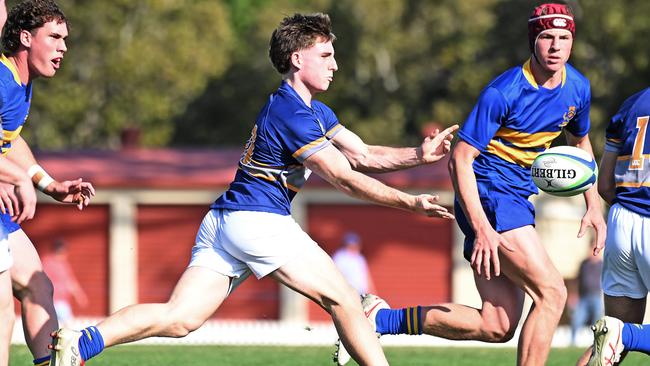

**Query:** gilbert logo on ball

left=531, top=146, right=597, bottom=197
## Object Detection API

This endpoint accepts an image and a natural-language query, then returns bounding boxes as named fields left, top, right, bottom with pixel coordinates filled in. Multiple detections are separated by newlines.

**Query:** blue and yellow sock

left=78, top=326, right=105, bottom=361
left=33, top=355, right=50, bottom=366
left=622, top=323, right=650, bottom=353
left=375, top=306, right=424, bottom=335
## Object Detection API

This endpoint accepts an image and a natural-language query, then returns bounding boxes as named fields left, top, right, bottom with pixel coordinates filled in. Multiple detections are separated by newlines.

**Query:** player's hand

left=578, top=207, right=606, bottom=256
left=44, top=178, right=95, bottom=210
left=419, top=124, right=459, bottom=164
left=413, top=194, right=455, bottom=219
left=0, top=181, right=18, bottom=217
left=471, top=226, right=514, bottom=280
left=48, top=330, right=61, bottom=351
left=14, top=178, right=36, bottom=224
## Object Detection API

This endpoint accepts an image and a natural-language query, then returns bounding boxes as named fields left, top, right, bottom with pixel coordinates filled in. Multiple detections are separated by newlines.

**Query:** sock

left=374, top=306, right=423, bottom=335
left=33, top=355, right=50, bottom=366
left=78, top=326, right=105, bottom=361
left=622, top=323, right=650, bottom=353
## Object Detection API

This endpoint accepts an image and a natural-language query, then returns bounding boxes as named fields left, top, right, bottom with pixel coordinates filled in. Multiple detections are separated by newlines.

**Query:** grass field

left=9, top=345, right=649, bottom=365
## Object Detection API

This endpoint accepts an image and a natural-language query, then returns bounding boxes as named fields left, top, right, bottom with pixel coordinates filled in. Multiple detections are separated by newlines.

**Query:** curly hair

left=269, top=13, right=336, bottom=75
left=2, top=0, right=67, bottom=55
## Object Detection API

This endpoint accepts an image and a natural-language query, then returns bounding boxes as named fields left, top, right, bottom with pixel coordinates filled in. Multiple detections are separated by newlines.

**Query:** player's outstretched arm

left=449, top=140, right=513, bottom=280
left=566, top=132, right=606, bottom=255
left=304, top=143, right=454, bottom=219
left=331, top=125, right=458, bottom=173
left=6, top=135, right=95, bottom=209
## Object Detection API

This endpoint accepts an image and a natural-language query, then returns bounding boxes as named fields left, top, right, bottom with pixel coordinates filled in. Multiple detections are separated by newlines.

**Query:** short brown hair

left=2, top=0, right=67, bottom=55
left=269, top=13, right=336, bottom=75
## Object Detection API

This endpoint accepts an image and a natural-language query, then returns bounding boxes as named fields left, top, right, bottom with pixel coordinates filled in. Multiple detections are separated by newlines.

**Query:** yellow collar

left=0, top=54, right=23, bottom=85
left=522, top=58, right=566, bottom=89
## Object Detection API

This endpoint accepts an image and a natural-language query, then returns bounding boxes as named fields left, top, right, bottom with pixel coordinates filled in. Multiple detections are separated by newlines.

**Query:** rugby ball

left=531, top=146, right=597, bottom=197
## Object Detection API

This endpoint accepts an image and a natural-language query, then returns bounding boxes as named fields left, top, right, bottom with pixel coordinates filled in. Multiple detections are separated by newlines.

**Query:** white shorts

left=0, top=225, right=10, bottom=272
left=188, top=209, right=317, bottom=292
left=602, top=203, right=650, bottom=299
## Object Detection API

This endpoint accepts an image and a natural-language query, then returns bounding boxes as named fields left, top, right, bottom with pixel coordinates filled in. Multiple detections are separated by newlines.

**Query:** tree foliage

left=13, top=0, right=234, bottom=148
left=5, top=0, right=650, bottom=155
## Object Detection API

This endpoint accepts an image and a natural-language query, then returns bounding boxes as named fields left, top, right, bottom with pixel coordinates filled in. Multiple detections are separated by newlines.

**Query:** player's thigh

left=0, top=269, right=12, bottom=311
left=166, top=266, right=232, bottom=320
left=604, top=295, right=646, bottom=324
left=498, top=225, right=564, bottom=302
left=7, top=230, right=43, bottom=287
left=0, top=231, right=11, bottom=275
left=270, top=242, right=356, bottom=309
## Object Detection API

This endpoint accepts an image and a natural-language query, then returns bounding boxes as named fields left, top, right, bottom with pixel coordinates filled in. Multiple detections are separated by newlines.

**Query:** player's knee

left=481, top=312, right=516, bottom=343
left=164, top=318, right=203, bottom=337
left=13, top=270, right=54, bottom=302
left=169, top=323, right=193, bottom=337
left=539, top=280, right=567, bottom=314
left=162, top=307, right=206, bottom=337
left=320, top=284, right=360, bottom=313
left=488, top=327, right=516, bottom=343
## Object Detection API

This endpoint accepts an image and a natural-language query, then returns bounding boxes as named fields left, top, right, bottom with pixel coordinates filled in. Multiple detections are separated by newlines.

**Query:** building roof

left=35, top=148, right=453, bottom=190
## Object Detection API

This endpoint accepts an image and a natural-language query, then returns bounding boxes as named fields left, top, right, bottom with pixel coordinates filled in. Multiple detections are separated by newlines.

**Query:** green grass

left=9, top=344, right=649, bottom=365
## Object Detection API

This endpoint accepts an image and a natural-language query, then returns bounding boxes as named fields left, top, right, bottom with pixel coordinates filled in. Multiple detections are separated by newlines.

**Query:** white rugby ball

left=531, top=146, right=597, bottom=197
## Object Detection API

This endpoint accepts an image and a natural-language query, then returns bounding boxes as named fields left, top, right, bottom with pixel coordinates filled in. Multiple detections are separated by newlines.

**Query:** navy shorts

left=454, top=180, right=535, bottom=261
left=1, top=212, right=21, bottom=233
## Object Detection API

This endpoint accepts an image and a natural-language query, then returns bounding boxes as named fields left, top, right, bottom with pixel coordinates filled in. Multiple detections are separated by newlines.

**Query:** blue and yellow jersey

left=604, top=87, right=650, bottom=217
left=212, top=81, right=344, bottom=215
left=0, top=54, right=31, bottom=155
left=458, top=59, right=591, bottom=195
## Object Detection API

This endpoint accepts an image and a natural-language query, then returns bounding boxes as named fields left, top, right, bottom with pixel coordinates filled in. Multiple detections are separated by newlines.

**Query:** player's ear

left=290, top=51, right=302, bottom=70
left=19, top=29, right=32, bottom=48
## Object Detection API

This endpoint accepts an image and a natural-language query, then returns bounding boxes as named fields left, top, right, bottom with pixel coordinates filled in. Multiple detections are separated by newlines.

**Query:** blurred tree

left=174, top=0, right=500, bottom=147
left=326, top=0, right=501, bottom=146
left=571, top=0, right=650, bottom=155
left=14, top=0, right=234, bottom=149
left=172, top=0, right=333, bottom=147
left=4, top=0, right=649, bottom=154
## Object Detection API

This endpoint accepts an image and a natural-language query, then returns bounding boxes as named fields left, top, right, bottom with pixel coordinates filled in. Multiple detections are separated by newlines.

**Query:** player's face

left=534, top=30, right=572, bottom=73
left=296, top=38, right=338, bottom=94
left=27, top=20, right=68, bottom=79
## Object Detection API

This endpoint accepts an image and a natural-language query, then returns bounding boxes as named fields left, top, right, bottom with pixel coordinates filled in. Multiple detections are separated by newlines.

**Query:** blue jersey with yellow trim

left=605, top=87, right=650, bottom=217
left=0, top=54, right=32, bottom=155
left=212, top=81, right=344, bottom=215
left=458, top=59, right=591, bottom=195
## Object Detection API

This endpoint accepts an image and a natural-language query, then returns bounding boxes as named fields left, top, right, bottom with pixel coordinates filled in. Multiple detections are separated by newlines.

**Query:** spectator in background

left=570, top=249, right=603, bottom=346
left=42, top=240, right=88, bottom=327
left=332, top=232, right=375, bottom=295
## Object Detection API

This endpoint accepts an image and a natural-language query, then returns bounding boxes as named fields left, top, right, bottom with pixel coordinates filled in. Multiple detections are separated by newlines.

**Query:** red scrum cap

left=528, top=3, right=575, bottom=52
